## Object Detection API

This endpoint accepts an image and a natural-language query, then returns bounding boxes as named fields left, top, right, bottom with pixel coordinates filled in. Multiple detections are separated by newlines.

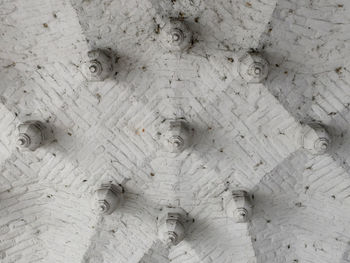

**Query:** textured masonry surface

left=0, top=0, right=350, bottom=262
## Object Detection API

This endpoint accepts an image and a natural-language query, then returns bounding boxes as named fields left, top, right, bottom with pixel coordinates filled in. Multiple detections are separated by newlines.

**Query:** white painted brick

left=1, top=0, right=350, bottom=262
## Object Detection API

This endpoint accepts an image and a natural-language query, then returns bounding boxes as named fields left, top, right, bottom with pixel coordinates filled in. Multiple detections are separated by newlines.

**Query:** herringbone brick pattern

left=0, top=0, right=350, bottom=262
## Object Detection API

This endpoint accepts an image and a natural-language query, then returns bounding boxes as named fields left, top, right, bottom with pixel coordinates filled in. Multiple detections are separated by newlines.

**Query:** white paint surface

left=0, top=0, right=350, bottom=262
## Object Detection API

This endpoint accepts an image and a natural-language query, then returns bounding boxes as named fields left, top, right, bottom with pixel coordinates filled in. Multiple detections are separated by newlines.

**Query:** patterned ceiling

left=0, top=0, right=350, bottom=262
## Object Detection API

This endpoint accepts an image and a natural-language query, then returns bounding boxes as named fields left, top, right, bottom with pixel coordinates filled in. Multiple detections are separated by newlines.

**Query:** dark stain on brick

left=95, top=93, right=101, bottom=103
left=295, top=202, right=303, bottom=207
left=335, top=67, right=342, bottom=74
left=155, top=24, right=160, bottom=34
left=178, top=12, right=185, bottom=20
left=3, top=62, right=16, bottom=68
left=254, top=160, right=263, bottom=168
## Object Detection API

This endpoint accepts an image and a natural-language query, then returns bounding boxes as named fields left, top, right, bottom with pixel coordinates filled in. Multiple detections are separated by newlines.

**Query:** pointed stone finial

left=299, top=123, right=331, bottom=155
left=159, top=19, right=192, bottom=52
left=17, top=121, right=49, bottom=151
left=158, top=207, right=187, bottom=247
left=238, top=52, right=269, bottom=83
left=224, top=190, right=252, bottom=223
left=91, top=183, right=124, bottom=215
left=83, top=50, right=114, bottom=81
left=161, top=120, right=191, bottom=153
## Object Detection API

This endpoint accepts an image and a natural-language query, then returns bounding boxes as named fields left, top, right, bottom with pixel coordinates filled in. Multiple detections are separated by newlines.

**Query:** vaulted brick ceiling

left=0, top=0, right=349, bottom=263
